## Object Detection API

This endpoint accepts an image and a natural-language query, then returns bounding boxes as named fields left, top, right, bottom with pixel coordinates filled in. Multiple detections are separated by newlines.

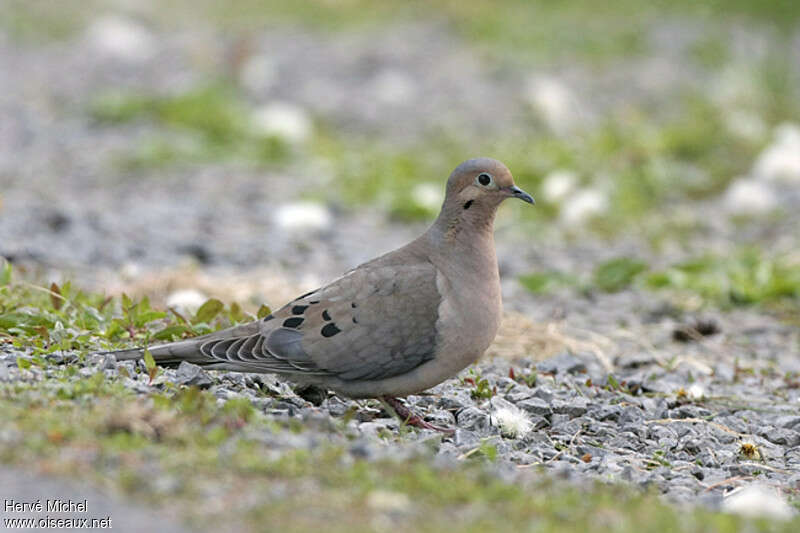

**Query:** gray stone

left=619, top=406, right=645, bottom=424
left=774, top=415, right=800, bottom=430
left=490, top=396, right=517, bottom=412
left=517, top=397, right=553, bottom=417
left=592, top=405, right=622, bottom=421
left=532, top=388, right=555, bottom=403
left=175, top=361, right=214, bottom=389
left=325, top=397, right=350, bottom=417
left=537, top=352, right=588, bottom=375
left=670, top=405, right=712, bottom=419
left=528, top=415, right=549, bottom=431
left=101, top=354, right=117, bottom=370
left=549, top=414, right=570, bottom=428
left=456, top=406, right=490, bottom=432
left=453, top=429, right=481, bottom=448
left=760, top=427, right=800, bottom=447
left=552, top=398, right=588, bottom=417
left=425, top=410, right=456, bottom=427
left=359, top=421, right=393, bottom=438
left=505, top=387, right=534, bottom=403
left=679, top=438, right=703, bottom=454
left=714, top=364, right=736, bottom=382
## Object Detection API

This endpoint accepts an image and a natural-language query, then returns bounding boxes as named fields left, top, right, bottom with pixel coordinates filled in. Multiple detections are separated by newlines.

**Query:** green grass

left=5, top=1, right=800, bottom=47
left=90, top=85, right=291, bottom=170
left=521, top=249, right=800, bottom=313
left=646, top=249, right=800, bottom=309
left=0, top=260, right=258, bottom=357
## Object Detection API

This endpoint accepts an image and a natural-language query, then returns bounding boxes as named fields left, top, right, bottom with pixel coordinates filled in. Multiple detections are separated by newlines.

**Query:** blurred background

left=1, top=0, right=799, bottom=321
left=2, top=3, right=800, bottom=528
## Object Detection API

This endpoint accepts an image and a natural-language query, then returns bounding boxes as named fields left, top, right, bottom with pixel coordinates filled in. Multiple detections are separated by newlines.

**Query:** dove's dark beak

left=506, top=185, right=535, bottom=205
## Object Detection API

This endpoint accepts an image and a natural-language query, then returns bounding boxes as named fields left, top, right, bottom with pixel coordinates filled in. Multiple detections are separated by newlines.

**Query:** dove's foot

left=380, top=396, right=455, bottom=435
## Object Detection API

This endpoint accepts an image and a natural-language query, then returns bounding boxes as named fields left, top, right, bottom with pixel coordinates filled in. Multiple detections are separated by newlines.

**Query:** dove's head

left=444, top=158, right=534, bottom=212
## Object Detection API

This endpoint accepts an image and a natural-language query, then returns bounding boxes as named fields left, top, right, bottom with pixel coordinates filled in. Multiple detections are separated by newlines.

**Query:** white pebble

left=410, top=182, right=443, bottom=211
left=273, top=202, right=332, bottom=232
left=541, top=169, right=578, bottom=203
left=86, top=15, right=156, bottom=63
left=687, top=383, right=705, bottom=400
left=753, top=123, right=800, bottom=182
left=166, top=289, right=208, bottom=314
left=491, top=405, right=533, bottom=438
left=119, top=262, right=142, bottom=280
left=251, top=102, right=312, bottom=144
left=723, top=177, right=778, bottom=215
left=559, top=188, right=608, bottom=226
left=524, top=75, right=578, bottom=132
left=723, top=484, right=794, bottom=520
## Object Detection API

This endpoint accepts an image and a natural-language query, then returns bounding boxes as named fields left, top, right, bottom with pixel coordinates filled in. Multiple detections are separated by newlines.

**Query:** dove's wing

left=193, top=260, right=442, bottom=381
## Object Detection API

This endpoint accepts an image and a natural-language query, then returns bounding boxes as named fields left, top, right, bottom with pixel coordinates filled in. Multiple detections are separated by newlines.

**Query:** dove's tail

left=97, top=321, right=261, bottom=367
left=99, top=338, right=211, bottom=366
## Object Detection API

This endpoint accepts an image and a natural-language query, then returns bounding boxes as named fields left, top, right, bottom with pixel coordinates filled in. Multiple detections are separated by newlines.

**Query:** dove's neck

left=423, top=204, right=500, bottom=279
left=418, top=202, right=502, bottom=354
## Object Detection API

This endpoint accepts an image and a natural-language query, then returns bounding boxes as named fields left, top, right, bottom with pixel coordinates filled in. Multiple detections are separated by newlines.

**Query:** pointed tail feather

left=98, top=322, right=259, bottom=366
left=98, top=338, right=211, bottom=366
left=97, top=321, right=261, bottom=367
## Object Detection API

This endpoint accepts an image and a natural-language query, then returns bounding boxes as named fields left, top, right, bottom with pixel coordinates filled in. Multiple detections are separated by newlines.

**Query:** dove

left=109, top=158, right=534, bottom=431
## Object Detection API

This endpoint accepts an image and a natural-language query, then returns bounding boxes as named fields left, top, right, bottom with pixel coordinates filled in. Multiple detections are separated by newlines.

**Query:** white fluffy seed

left=541, top=169, right=578, bottom=203
left=559, top=188, right=608, bottom=226
left=753, top=123, right=800, bottom=183
left=166, top=289, right=208, bottom=314
left=491, top=406, right=533, bottom=438
left=86, top=15, right=156, bottom=63
left=723, top=484, right=794, bottom=520
left=273, top=202, right=332, bottom=232
left=723, top=177, right=778, bottom=215
left=410, top=183, right=444, bottom=211
left=251, top=102, right=313, bottom=144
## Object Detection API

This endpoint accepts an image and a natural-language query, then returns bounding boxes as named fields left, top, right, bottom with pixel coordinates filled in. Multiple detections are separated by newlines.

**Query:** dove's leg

left=380, top=396, right=455, bottom=435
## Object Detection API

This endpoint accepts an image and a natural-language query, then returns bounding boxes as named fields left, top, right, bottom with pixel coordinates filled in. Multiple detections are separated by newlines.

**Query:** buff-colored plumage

left=112, top=158, right=534, bottom=398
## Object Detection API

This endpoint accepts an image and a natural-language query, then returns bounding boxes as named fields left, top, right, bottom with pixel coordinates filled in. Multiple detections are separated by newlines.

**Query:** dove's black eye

left=477, top=173, right=493, bottom=187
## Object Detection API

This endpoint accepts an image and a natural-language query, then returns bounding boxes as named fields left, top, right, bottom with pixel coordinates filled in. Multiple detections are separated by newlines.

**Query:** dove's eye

left=476, top=173, right=493, bottom=187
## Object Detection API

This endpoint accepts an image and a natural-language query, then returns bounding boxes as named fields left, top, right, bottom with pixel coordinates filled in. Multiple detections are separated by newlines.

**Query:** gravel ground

left=1, top=7, right=799, bottom=522
left=3, top=334, right=799, bottom=513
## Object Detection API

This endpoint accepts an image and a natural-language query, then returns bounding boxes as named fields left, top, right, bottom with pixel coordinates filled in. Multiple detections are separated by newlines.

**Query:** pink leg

left=380, top=396, right=454, bottom=435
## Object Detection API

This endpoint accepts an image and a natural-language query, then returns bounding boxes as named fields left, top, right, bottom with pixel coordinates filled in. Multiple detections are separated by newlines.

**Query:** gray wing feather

left=131, top=257, right=442, bottom=383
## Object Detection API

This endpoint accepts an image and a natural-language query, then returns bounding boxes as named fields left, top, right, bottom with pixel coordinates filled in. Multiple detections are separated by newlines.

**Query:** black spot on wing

left=321, top=323, right=341, bottom=338
left=351, top=302, right=357, bottom=308
left=283, top=317, right=304, bottom=329
left=296, top=289, right=318, bottom=300
left=322, top=309, right=331, bottom=321
left=292, top=305, right=309, bottom=315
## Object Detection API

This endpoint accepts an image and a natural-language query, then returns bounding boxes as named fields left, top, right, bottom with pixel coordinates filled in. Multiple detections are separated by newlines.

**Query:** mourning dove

left=110, top=158, right=534, bottom=430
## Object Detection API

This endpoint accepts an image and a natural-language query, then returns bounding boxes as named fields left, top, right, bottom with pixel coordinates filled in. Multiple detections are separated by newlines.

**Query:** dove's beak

left=506, top=185, right=535, bottom=205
